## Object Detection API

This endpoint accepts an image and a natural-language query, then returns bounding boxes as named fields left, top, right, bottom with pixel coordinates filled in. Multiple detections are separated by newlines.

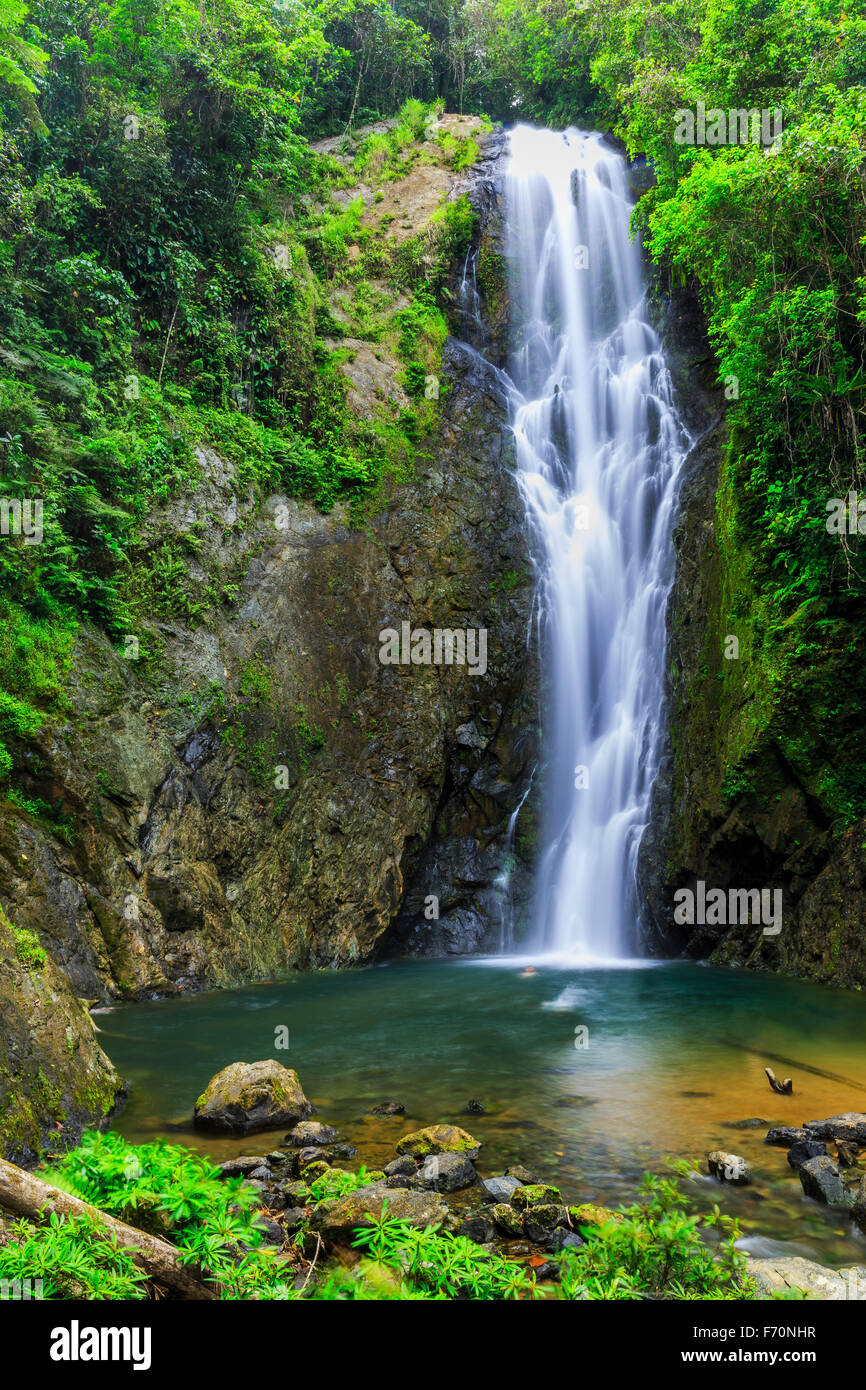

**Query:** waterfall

left=504, top=125, right=690, bottom=962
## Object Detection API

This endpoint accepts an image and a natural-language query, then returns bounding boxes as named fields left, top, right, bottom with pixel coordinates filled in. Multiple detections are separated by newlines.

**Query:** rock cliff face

left=0, top=124, right=539, bottom=1154
left=639, top=281, right=866, bottom=988
left=0, top=907, right=119, bottom=1165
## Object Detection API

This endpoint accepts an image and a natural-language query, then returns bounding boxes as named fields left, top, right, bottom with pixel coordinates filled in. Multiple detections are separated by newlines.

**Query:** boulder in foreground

left=746, top=1255, right=866, bottom=1300
left=311, top=1183, right=449, bottom=1240
left=194, top=1060, right=311, bottom=1134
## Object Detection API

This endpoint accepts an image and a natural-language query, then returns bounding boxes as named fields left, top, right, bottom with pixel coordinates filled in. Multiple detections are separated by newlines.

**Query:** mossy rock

left=511, top=1183, right=562, bottom=1210
left=311, top=1182, right=449, bottom=1241
left=193, top=1059, right=311, bottom=1134
left=490, top=1202, right=523, bottom=1237
left=396, top=1123, right=480, bottom=1159
left=568, top=1203, right=624, bottom=1232
left=301, top=1160, right=332, bottom=1182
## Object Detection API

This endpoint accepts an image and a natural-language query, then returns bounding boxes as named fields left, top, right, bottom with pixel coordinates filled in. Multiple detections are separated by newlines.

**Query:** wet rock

left=328, top=1142, right=357, bottom=1160
left=724, top=1117, right=769, bottom=1130
left=458, top=1215, right=495, bottom=1244
left=490, top=1203, right=523, bottom=1237
left=247, top=1164, right=275, bottom=1181
left=300, top=1160, right=330, bottom=1183
left=297, top=1146, right=329, bottom=1167
left=415, top=1152, right=477, bottom=1193
left=194, top=1060, right=311, bottom=1134
left=523, top=1204, right=569, bottom=1242
left=546, top=1228, right=585, bottom=1254
left=765, top=1126, right=811, bottom=1147
left=511, top=1183, right=562, bottom=1209
left=505, top=1164, right=539, bottom=1185
left=786, top=1140, right=827, bottom=1170
left=746, top=1256, right=866, bottom=1300
left=464, top=1099, right=486, bottom=1114
left=481, top=1175, right=523, bottom=1202
left=371, top=1101, right=405, bottom=1116
left=246, top=1184, right=285, bottom=1211
left=798, top=1155, right=853, bottom=1207
left=396, top=1123, right=480, bottom=1159
left=707, top=1150, right=751, bottom=1184
left=804, top=1113, right=866, bottom=1144
left=384, top=1155, right=417, bottom=1177
left=385, top=1174, right=413, bottom=1189
left=311, top=1183, right=449, bottom=1241
left=280, top=1179, right=310, bottom=1205
left=568, top=1204, right=624, bottom=1231
left=285, top=1120, right=339, bottom=1147
left=256, top=1217, right=284, bottom=1244
left=216, top=1155, right=270, bottom=1178
left=282, top=1207, right=307, bottom=1234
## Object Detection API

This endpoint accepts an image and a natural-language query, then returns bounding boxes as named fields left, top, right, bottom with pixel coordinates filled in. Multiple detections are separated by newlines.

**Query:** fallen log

left=0, top=1157, right=217, bottom=1300
left=765, top=1067, right=794, bottom=1095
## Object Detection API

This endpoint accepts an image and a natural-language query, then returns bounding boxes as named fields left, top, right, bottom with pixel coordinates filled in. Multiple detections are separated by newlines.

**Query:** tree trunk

left=345, top=47, right=369, bottom=133
left=0, top=1158, right=217, bottom=1301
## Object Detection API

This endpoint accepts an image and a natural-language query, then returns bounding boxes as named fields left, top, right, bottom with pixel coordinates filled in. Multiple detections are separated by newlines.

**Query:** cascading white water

left=505, top=125, right=690, bottom=962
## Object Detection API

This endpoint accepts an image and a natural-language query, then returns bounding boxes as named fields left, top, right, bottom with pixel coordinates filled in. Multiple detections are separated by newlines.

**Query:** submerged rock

left=371, top=1101, right=405, bottom=1116
left=396, top=1123, right=480, bottom=1158
left=285, top=1120, right=339, bottom=1147
left=194, top=1060, right=311, bottom=1134
left=505, top=1164, right=539, bottom=1185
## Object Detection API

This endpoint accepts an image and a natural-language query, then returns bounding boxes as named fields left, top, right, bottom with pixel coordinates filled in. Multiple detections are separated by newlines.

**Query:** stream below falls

left=100, top=958, right=866, bottom=1265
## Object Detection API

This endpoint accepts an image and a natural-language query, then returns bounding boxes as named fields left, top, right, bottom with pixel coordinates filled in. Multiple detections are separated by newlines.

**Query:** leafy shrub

left=557, top=1174, right=759, bottom=1301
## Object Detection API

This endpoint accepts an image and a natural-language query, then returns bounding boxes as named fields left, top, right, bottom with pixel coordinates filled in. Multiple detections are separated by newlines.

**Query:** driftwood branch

left=765, top=1066, right=793, bottom=1095
left=0, top=1158, right=217, bottom=1301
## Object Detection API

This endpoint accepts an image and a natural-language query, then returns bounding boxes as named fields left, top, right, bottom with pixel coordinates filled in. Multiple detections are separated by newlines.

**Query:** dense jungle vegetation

left=1, top=0, right=865, bottom=1312
left=1, top=0, right=865, bottom=822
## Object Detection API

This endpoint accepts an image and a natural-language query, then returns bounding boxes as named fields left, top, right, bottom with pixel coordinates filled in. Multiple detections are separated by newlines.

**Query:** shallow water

left=99, top=958, right=866, bottom=1264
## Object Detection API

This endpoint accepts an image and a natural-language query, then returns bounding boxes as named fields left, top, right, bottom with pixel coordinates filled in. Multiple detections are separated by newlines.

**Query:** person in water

left=520, top=965, right=537, bottom=977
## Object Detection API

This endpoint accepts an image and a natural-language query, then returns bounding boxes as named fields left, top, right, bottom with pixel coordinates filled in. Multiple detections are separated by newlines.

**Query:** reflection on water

left=99, top=959, right=866, bottom=1264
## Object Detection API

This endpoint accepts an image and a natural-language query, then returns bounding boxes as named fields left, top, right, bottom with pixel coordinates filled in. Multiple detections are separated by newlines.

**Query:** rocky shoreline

left=189, top=1059, right=866, bottom=1298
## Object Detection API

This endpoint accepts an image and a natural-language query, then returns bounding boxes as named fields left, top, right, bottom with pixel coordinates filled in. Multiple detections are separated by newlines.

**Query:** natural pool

left=98, top=958, right=866, bottom=1265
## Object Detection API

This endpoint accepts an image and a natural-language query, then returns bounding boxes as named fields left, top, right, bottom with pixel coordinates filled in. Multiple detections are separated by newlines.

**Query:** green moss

left=0, top=905, right=45, bottom=970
